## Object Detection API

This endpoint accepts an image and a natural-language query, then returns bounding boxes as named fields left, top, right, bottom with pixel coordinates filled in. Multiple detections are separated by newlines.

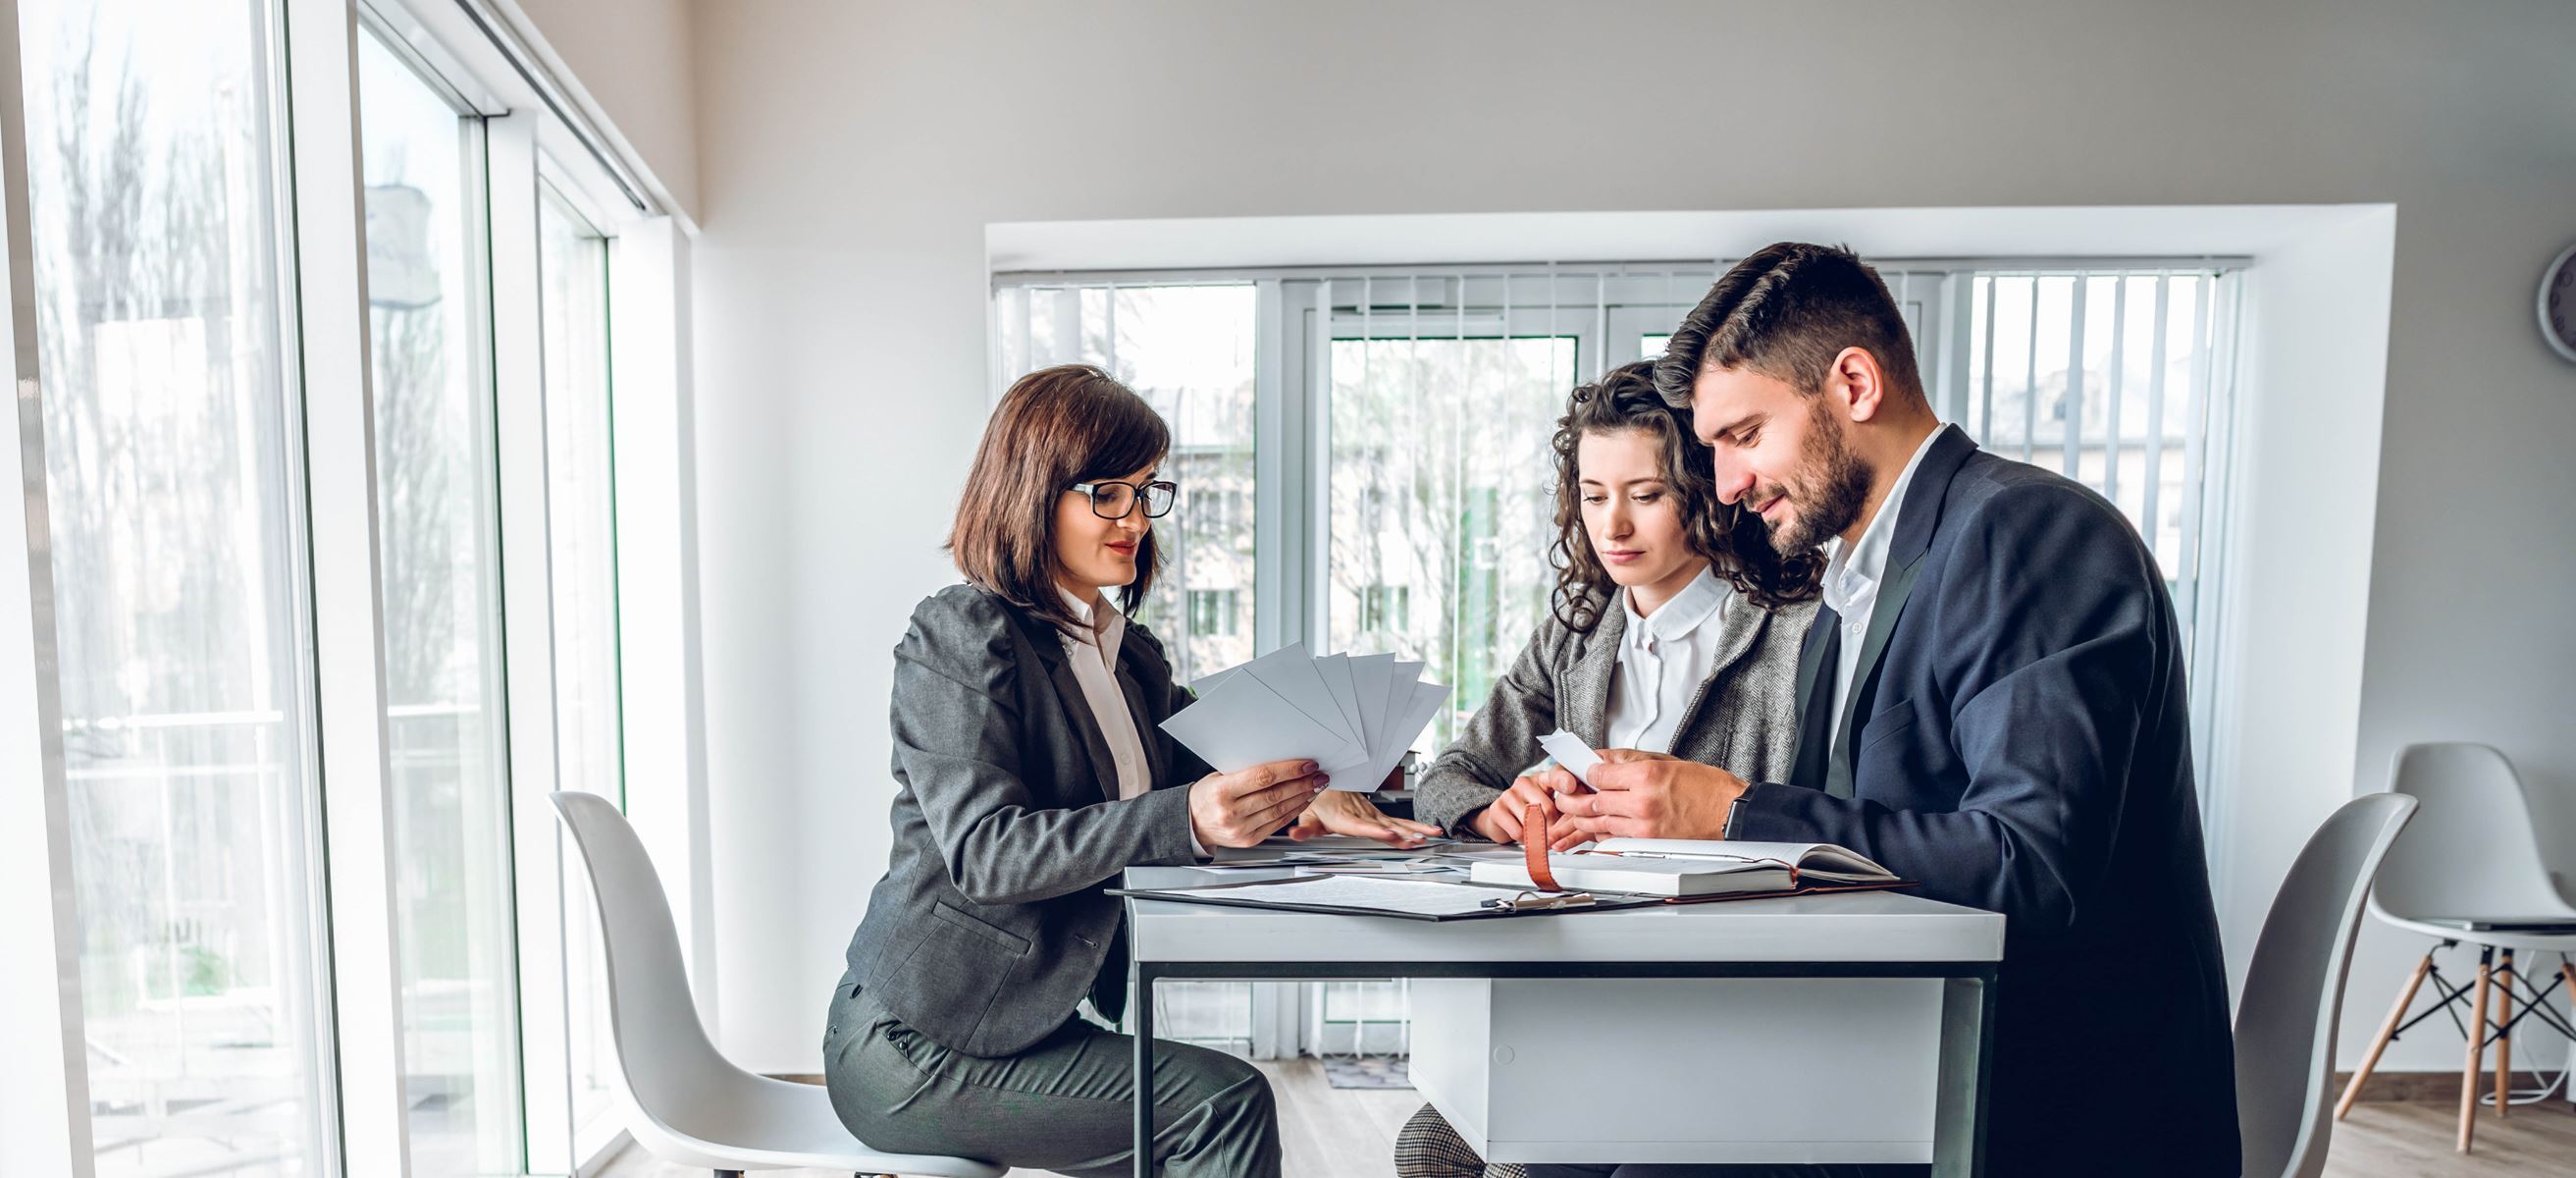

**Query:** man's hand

left=1468, top=765, right=1583, bottom=845
left=1550, top=749, right=1746, bottom=850
left=1188, top=759, right=1330, bottom=849
left=1288, top=785, right=1444, bottom=847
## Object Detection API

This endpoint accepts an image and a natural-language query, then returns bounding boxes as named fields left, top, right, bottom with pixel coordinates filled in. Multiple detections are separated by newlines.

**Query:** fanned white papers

left=1165, top=647, right=1449, bottom=793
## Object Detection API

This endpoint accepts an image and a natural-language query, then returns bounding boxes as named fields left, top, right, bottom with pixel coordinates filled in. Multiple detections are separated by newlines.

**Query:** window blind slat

left=2143, top=272, right=2172, bottom=555
left=2177, top=274, right=2215, bottom=590
left=1979, top=277, right=1998, bottom=442
left=2064, top=273, right=2087, bottom=478
left=2104, top=277, right=2129, bottom=505
left=2023, top=275, right=2041, bottom=462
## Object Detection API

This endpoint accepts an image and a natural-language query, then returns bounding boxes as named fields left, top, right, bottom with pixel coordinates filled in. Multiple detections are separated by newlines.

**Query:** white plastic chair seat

left=624, top=1071, right=1005, bottom=1175
left=2372, top=913, right=2576, bottom=953
left=550, top=791, right=1004, bottom=1178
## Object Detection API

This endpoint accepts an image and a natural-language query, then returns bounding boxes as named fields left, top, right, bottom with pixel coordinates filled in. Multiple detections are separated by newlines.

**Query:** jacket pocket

left=928, top=899, right=1032, bottom=954
left=1856, top=696, right=1919, bottom=755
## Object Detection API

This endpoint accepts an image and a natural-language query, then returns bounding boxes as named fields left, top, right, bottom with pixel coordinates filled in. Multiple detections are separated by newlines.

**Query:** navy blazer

left=1732, top=426, right=2239, bottom=1176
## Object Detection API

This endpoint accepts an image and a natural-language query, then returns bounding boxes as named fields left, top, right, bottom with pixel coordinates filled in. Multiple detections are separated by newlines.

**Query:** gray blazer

left=842, top=584, right=1214, bottom=1057
left=1413, top=587, right=1819, bottom=837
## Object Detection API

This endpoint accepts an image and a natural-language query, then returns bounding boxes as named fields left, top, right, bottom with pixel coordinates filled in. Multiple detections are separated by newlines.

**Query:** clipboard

left=1110, top=874, right=1666, bottom=922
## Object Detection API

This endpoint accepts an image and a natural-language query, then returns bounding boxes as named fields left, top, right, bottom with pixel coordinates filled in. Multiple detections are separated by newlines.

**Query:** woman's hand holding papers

left=1470, top=765, right=1584, bottom=846
left=1188, top=759, right=1333, bottom=849
left=1287, top=777, right=1445, bottom=847
left=1550, top=749, right=1748, bottom=849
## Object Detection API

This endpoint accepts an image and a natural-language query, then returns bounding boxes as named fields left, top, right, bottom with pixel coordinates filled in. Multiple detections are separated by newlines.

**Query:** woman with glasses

left=823, top=363, right=1340, bottom=1177
left=1312, top=360, right=1825, bottom=1178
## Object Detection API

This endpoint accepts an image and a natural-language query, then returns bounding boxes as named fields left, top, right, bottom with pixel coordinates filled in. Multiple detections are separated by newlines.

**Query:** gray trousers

left=823, top=978, right=1280, bottom=1178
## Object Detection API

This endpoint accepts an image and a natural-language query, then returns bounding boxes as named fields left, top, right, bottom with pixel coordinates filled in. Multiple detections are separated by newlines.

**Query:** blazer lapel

left=1789, top=608, right=1840, bottom=792
left=1823, top=555, right=1925, bottom=799
left=1561, top=601, right=1625, bottom=746
left=1115, top=639, right=1172, bottom=790
left=1662, top=588, right=1769, bottom=744
left=1820, top=425, right=1979, bottom=799
left=1017, top=609, right=1127, bottom=805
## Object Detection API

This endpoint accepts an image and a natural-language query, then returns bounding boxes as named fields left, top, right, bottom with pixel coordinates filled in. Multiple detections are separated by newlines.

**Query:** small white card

left=1538, top=728, right=1603, bottom=786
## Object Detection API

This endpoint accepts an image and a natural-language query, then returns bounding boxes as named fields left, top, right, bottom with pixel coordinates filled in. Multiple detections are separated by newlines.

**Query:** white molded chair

left=551, top=791, right=1003, bottom=1178
left=2234, top=791, right=2417, bottom=1178
left=2334, top=743, right=2576, bottom=1153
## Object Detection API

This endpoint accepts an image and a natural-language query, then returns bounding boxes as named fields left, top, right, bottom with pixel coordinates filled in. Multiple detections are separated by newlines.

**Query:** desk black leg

left=1132, top=962, right=1156, bottom=1178
left=1932, top=973, right=1997, bottom=1178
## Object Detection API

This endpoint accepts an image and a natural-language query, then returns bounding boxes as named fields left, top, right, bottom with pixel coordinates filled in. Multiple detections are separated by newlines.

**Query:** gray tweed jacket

left=1412, top=587, right=1820, bottom=838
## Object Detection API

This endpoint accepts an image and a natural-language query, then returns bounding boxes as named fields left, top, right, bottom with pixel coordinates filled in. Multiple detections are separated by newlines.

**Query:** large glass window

left=538, top=185, right=622, bottom=1137
left=23, top=1, right=336, bottom=1173
left=1328, top=326, right=1576, bottom=750
left=358, top=27, right=523, bottom=1174
left=996, top=284, right=1258, bottom=683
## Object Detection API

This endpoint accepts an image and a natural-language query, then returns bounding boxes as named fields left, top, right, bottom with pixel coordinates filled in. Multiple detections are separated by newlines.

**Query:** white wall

left=681, top=0, right=2576, bottom=1072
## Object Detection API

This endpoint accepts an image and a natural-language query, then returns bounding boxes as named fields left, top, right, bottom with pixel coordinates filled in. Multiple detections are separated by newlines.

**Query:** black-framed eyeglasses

left=1070, top=479, right=1179, bottom=519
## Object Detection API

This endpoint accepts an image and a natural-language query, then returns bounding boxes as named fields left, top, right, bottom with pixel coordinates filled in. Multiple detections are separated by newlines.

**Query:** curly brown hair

left=1549, top=360, right=1823, bottom=632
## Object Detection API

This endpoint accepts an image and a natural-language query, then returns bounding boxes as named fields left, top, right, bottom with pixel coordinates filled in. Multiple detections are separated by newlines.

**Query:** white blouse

left=1602, top=565, right=1732, bottom=753
left=1056, top=588, right=1149, bottom=800
left=1058, top=588, right=1204, bottom=856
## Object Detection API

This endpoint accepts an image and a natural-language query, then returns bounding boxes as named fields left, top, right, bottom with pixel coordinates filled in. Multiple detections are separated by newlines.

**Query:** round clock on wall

left=2543, top=243, right=2576, bottom=362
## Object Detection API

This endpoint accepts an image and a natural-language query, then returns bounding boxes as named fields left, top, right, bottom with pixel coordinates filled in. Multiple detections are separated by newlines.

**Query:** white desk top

left=1124, top=864, right=2005, bottom=965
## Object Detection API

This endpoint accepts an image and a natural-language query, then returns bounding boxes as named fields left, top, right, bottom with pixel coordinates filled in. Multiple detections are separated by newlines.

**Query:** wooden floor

left=597, top=1063, right=2576, bottom=1177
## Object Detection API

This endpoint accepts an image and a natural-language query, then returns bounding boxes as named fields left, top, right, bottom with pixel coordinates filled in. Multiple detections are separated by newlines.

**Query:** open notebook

left=1469, top=838, right=1901, bottom=898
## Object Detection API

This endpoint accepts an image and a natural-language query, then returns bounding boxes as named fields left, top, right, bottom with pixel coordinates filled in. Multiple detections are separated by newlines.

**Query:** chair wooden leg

left=2338, top=948, right=2436, bottom=1119
left=2458, top=946, right=2493, bottom=1153
left=2494, top=948, right=2515, bottom=1117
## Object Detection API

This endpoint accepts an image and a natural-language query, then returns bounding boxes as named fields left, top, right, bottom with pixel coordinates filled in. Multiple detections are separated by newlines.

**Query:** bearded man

left=1529, top=242, right=2238, bottom=1178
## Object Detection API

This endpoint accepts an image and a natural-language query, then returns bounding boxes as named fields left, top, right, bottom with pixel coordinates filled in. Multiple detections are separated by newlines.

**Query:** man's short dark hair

left=1652, top=241, right=1924, bottom=410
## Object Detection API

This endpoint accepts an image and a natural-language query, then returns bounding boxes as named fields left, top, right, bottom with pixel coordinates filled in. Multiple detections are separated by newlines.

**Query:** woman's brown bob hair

left=949, top=363, right=1170, bottom=634
left=1549, top=360, right=1822, bottom=632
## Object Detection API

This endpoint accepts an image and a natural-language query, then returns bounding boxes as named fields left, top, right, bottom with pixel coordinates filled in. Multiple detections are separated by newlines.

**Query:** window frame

left=0, top=0, right=689, bottom=1173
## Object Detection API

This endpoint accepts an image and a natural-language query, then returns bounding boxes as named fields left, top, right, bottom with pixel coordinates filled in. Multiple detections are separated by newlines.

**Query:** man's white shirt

left=1819, top=428, right=1944, bottom=751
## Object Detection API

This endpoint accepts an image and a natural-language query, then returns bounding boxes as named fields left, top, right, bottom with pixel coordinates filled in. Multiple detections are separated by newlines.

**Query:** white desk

left=1122, top=864, right=2005, bottom=1176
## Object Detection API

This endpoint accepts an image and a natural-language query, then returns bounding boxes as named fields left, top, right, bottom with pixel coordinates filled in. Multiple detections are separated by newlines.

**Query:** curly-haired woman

left=1308, top=359, right=1824, bottom=1178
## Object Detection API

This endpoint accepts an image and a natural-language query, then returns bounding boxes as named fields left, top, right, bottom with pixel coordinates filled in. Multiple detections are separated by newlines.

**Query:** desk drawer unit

left=1410, top=977, right=1944, bottom=1165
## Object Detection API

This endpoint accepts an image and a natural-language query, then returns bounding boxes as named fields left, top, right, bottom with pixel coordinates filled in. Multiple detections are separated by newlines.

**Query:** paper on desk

left=1185, top=875, right=1509, bottom=917
left=1538, top=728, right=1603, bottom=785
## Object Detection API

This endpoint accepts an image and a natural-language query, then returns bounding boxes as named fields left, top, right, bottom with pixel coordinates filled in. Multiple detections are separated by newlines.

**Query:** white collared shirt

left=1820, top=428, right=1944, bottom=750
left=1057, top=587, right=1149, bottom=801
left=1603, top=565, right=1732, bottom=753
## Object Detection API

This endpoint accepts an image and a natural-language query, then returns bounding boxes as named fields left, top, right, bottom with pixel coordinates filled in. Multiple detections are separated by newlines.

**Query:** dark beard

left=1768, top=408, right=1873, bottom=556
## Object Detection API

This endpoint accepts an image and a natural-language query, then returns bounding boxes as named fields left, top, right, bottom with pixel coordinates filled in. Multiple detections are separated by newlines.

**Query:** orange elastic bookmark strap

left=1524, top=803, right=1561, bottom=891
